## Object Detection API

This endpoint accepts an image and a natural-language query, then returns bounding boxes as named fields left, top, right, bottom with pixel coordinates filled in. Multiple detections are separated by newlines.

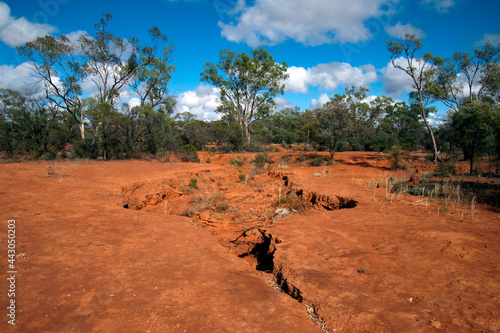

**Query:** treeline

left=0, top=84, right=492, bottom=161
left=0, top=13, right=499, bottom=175
left=0, top=85, right=430, bottom=159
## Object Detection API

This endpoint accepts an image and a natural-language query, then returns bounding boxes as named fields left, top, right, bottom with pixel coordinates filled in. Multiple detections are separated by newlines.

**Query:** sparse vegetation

left=229, top=156, right=247, bottom=168
left=254, top=153, right=266, bottom=169
left=189, top=178, right=199, bottom=190
left=310, top=154, right=324, bottom=167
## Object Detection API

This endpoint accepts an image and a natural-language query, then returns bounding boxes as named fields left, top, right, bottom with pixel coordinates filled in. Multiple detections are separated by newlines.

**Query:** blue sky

left=0, top=0, right=499, bottom=124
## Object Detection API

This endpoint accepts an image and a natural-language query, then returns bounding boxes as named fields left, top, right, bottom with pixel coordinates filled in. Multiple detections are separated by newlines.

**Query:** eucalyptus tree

left=435, top=42, right=500, bottom=110
left=387, top=33, right=443, bottom=162
left=17, top=34, right=87, bottom=138
left=128, top=27, right=176, bottom=115
left=200, top=47, right=288, bottom=145
left=316, top=101, right=352, bottom=159
left=18, top=13, right=174, bottom=141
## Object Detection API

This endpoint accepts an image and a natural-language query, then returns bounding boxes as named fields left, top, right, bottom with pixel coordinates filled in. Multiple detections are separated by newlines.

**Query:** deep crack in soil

left=121, top=167, right=356, bottom=331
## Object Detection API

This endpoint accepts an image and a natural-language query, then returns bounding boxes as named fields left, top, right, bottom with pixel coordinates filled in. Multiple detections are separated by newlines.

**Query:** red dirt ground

left=1, top=151, right=499, bottom=332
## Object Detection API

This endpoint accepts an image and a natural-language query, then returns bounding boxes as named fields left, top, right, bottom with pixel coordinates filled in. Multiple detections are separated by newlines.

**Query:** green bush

left=310, top=154, right=324, bottom=166
left=433, top=162, right=456, bottom=177
left=254, top=153, right=266, bottom=169
left=229, top=155, right=247, bottom=168
left=178, top=144, right=200, bottom=163
left=389, top=146, right=407, bottom=170
left=189, top=178, right=199, bottom=190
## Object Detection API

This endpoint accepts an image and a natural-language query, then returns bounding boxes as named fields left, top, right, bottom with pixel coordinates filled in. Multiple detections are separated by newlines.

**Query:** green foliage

left=200, top=47, right=289, bottom=145
left=389, top=146, right=407, bottom=170
left=189, top=178, right=199, bottom=190
left=310, top=154, right=324, bottom=166
left=178, top=144, right=200, bottom=163
left=238, top=173, right=246, bottom=182
left=451, top=101, right=498, bottom=174
left=254, top=153, right=266, bottom=169
left=228, top=155, right=247, bottom=167
left=433, top=162, right=456, bottom=177
left=316, top=101, right=352, bottom=159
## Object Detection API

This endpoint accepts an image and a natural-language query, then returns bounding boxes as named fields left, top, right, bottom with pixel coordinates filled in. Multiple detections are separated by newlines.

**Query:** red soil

left=1, top=151, right=499, bottom=332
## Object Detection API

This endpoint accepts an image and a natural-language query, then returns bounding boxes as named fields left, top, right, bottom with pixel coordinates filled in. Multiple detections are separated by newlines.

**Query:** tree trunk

left=79, top=107, right=85, bottom=139
left=418, top=91, right=440, bottom=163
left=79, top=121, right=85, bottom=139
left=469, top=140, right=475, bottom=175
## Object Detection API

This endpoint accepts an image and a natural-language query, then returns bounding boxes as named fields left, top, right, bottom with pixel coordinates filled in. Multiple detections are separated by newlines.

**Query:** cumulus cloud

left=0, top=62, right=43, bottom=93
left=384, top=22, right=426, bottom=39
left=474, top=33, right=500, bottom=47
left=420, top=0, right=455, bottom=13
left=0, top=2, right=56, bottom=47
left=286, top=62, right=378, bottom=93
left=219, top=0, right=395, bottom=46
left=274, top=96, right=294, bottom=111
left=310, top=93, right=330, bottom=109
left=175, top=84, right=221, bottom=121
left=380, top=57, right=416, bottom=96
left=427, top=112, right=445, bottom=127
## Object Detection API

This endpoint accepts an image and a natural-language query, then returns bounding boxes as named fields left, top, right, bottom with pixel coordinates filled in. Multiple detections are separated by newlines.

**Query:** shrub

left=189, top=178, right=199, bottom=190
left=238, top=173, right=246, bottom=182
left=254, top=153, right=266, bottom=169
left=41, top=151, right=57, bottom=160
left=310, top=154, right=324, bottom=166
left=389, top=146, right=406, bottom=170
left=390, top=180, right=408, bottom=194
left=178, top=145, right=200, bottom=163
left=178, top=207, right=197, bottom=217
left=229, top=156, right=247, bottom=168
left=433, top=162, right=456, bottom=177
left=277, top=191, right=312, bottom=212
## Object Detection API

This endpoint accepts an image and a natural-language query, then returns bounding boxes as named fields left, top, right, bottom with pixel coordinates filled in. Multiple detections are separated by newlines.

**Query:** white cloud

left=420, top=0, right=455, bottom=13
left=0, top=2, right=56, bottom=47
left=475, top=33, right=500, bottom=47
left=380, top=57, right=416, bottom=96
left=175, top=84, right=221, bottom=121
left=310, top=93, right=330, bottom=109
left=274, top=96, right=294, bottom=111
left=0, top=62, right=43, bottom=93
left=219, top=0, right=395, bottom=46
left=286, top=62, right=378, bottom=93
left=427, top=112, right=445, bottom=127
left=384, top=22, right=426, bottom=39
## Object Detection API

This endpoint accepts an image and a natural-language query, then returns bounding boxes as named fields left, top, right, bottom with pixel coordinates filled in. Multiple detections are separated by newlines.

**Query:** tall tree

left=128, top=27, right=176, bottom=116
left=17, top=34, right=87, bottom=138
left=451, top=101, right=498, bottom=174
left=316, top=101, right=352, bottom=159
left=387, top=33, right=442, bottom=162
left=435, top=42, right=500, bottom=111
left=200, top=47, right=288, bottom=145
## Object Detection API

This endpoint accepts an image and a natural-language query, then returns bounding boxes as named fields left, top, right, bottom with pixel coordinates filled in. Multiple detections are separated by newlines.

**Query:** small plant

left=254, top=153, right=266, bottom=169
left=178, top=145, right=200, bottom=163
left=189, top=178, right=199, bottom=190
left=389, top=146, right=407, bottom=170
left=310, top=154, right=324, bottom=166
left=390, top=180, right=408, bottom=194
left=212, top=214, right=222, bottom=220
left=206, top=157, right=211, bottom=163
left=178, top=207, right=198, bottom=217
left=229, top=155, right=247, bottom=168
left=276, top=191, right=312, bottom=212
left=238, top=173, right=246, bottom=182
left=358, top=266, right=367, bottom=274
left=433, top=162, right=456, bottom=177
